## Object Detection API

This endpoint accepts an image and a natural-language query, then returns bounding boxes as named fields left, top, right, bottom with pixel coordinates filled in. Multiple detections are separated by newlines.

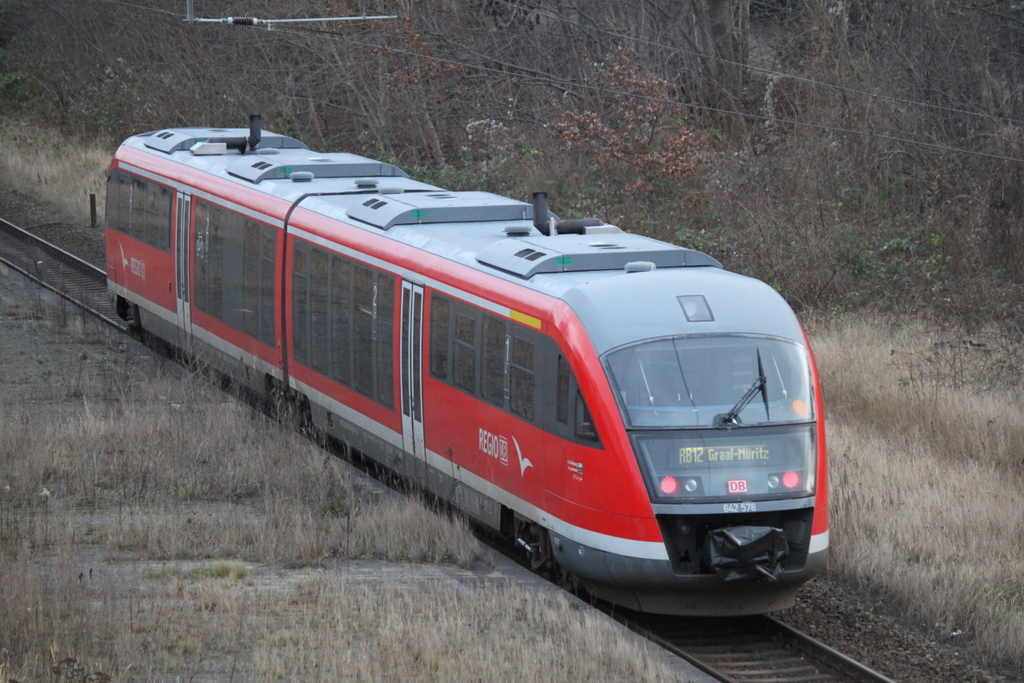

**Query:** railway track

left=0, top=216, right=125, bottom=331
left=615, top=611, right=898, bottom=683
left=0, top=214, right=898, bottom=683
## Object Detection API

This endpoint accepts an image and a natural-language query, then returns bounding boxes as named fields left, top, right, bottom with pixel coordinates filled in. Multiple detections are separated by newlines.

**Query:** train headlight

left=660, top=476, right=679, bottom=495
left=684, top=478, right=699, bottom=492
left=782, top=471, right=801, bottom=489
left=767, top=475, right=780, bottom=489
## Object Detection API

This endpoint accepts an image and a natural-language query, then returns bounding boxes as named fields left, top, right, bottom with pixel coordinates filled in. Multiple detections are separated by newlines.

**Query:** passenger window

left=510, top=336, right=535, bottom=421
left=556, top=355, right=570, bottom=424
left=575, top=390, right=599, bottom=443
left=259, top=231, right=276, bottom=346
left=429, top=295, right=450, bottom=380
left=453, top=311, right=477, bottom=393
left=292, top=246, right=309, bottom=366
left=330, top=256, right=352, bottom=386
left=482, top=316, right=506, bottom=406
left=376, top=273, right=395, bottom=409
left=310, top=249, right=330, bottom=374
left=207, top=204, right=224, bottom=319
left=105, top=173, right=120, bottom=233
left=353, top=265, right=375, bottom=398
left=129, top=176, right=147, bottom=242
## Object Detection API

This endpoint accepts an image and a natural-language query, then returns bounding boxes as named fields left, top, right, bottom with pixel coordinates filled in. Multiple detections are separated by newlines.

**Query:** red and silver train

left=105, top=117, right=828, bottom=615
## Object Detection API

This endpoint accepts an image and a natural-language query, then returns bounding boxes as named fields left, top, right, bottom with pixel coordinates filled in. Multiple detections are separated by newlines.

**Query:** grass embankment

left=0, top=291, right=682, bottom=682
left=0, top=120, right=111, bottom=225
left=815, top=316, right=1024, bottom=668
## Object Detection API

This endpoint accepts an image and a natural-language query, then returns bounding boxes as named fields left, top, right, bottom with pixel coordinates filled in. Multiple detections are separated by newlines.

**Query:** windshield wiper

left=715, top=349, right=769, bottom=428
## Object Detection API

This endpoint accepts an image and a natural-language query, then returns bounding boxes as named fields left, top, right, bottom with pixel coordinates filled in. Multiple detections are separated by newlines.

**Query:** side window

left=574, top=389, right=599, bottom=443
left=241, top=219, right=277, bottom=346
left=243, top=220, right=260, bottom=339
left=509, top=335, right=535, bottom=421
left=353, top=265, right=375, bottom=398
left=194, top=200, right=209, bottom=313
left=259, top=229, right=276, bottom=346
left=207, top=203, right=224, bottom=319
left=129, top=176, right=147, bottom=242
left=429, top=294, right=450, bottom=380
left=376, top=273, right=395, bottom=409
left=309, top=249, right=330, bottom=374
left=452, top=310, right=477, bottom=393
left=482, top=315, right=506, bottom=406
left=104, top=172, right=120, bottom=232
left=292, top=244, right=309, bottom=366
left=330, top=256, right=352, bottom=386
left=145, top=182, right=171, bottom=250
left=556, top=355, right=570, bottom=424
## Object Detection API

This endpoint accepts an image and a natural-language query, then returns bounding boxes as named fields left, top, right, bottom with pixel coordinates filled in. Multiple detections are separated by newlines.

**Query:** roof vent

left=504, top=225, right=533, bottom=237
left=624, top=261, right=656, bottom=273
left=514, top=248, right=547, bottom=261
left=356, top=178, right=379, bottom=189
left=190, top=141, right=228, bottom=156
left=290, top=171, right=315, bottom=182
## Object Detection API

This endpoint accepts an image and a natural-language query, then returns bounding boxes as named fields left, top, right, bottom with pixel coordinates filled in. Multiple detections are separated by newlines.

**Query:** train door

left=174, top=192, right=192, bottom=350
left=400, top=281, right=426, bottom=484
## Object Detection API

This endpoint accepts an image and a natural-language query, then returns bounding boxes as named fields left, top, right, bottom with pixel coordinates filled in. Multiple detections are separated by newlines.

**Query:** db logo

left=727, top=479, right=748, bottom=494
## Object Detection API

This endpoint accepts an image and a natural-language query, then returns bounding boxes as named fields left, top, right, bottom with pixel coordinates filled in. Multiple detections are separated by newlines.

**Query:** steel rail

left=605, top=610, right=898, bottom=683
left=0, top=217, right=126, bottom=332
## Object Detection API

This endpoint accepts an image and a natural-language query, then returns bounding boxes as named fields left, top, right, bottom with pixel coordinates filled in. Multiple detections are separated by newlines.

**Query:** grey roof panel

left=562, top=268, right=805, bottom=355
left=476, top=233, right=723, bottom=278
left=347, top=191, right=532, bottom=230
left=225, top=151, right=409, bottom=183
left=142, top=127, right=307, bottom=154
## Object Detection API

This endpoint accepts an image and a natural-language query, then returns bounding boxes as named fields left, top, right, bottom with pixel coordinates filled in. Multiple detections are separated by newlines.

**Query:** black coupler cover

left=703, top=526, right=789, bottom=582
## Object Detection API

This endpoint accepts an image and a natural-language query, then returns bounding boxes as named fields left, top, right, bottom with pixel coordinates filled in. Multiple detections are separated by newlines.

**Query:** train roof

left=121, top=127, right=805, bottom=352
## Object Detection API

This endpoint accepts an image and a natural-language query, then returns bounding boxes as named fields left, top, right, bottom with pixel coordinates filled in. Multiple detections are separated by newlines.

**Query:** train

left=105, top=116, right=828, bottom=616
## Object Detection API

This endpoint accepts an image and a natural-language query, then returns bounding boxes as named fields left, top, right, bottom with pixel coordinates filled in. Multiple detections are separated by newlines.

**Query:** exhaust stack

left=248, top=114, right=262, bottom=152
left=532, top=192, right=554, bottom=236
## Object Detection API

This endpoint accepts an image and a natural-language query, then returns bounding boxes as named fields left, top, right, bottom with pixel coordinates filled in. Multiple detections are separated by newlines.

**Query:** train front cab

left=549, top=278, right=828, bottom=616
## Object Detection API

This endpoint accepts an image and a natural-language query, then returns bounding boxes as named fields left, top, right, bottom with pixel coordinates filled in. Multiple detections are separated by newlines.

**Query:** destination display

left=632, top=424, right=815, bottom=503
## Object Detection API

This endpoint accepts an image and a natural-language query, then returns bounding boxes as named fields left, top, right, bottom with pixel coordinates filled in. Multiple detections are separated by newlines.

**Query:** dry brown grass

left=0, top=120, right=111, bottom=225
left=0, top=289, right=690, bottom=682
left=812, top=315, right=1024, bottom=668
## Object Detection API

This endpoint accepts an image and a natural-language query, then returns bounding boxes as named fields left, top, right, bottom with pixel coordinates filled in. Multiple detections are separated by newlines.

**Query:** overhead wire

left=86, top=0, right=1024, bottom=164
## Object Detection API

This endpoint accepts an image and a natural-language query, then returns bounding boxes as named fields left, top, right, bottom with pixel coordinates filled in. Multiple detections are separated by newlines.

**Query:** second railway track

left=0, top=213, right=899, bottom=683
left=0, top=216, right=125, bottom=330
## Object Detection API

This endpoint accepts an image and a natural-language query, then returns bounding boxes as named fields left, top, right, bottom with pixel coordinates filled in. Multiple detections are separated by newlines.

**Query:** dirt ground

left=0, top=188, right=1015, bottom=683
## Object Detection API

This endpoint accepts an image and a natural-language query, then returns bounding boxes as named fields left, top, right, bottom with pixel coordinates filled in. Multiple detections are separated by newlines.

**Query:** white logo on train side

left=119, top=243, right=146, bottom=280
left=478, top=429, right=533, bottom=476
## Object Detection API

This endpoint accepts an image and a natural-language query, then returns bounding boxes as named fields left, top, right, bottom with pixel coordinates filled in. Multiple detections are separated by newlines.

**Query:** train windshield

left=604, top=335, right=813, bottom=429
